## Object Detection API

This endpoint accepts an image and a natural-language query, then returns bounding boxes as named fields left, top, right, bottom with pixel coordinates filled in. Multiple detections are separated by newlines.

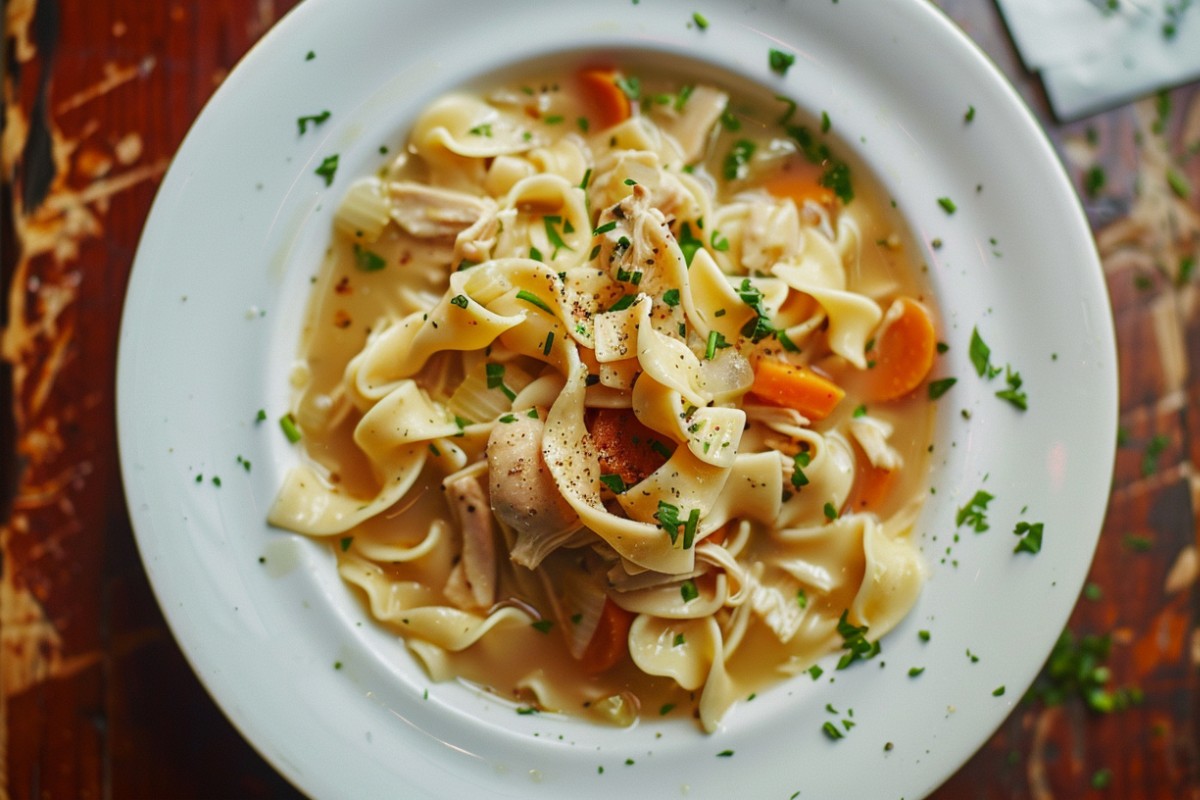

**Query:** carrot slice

left=589, top=408, right=671, bottom=487
left=866, top=297, right=937, bottom=402
left=748, top=360, right=845, bottom=421
left=842, top=460, right=897, bottom=515
left=578, top=68, right=632, bottom=130
left=761, top=162, right=834, bottom=207
left=581, top=598, right=635, bottom=674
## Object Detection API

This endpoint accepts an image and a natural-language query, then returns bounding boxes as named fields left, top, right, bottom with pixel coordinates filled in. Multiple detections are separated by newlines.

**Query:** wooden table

left=2, top=1, right=1196, bottom=797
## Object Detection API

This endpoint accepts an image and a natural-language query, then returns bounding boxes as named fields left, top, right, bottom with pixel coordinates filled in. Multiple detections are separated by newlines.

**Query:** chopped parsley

left=970, top=327, right=1029, bottom=409
left=927, top=377, right=957, bottom=399
left=485, top=362, right=517, bottom=401
left=969, top=328, right=996, bottom=377
left=468, top=122, right=493, bottom=137
left=531, top=619, right=554, bottom=633
left=543, top=215, right=572, bottom=257
left=339, top=536, right=353, bottom=552
left=956, top=490, right=994, bottom=533
left=314, top=154, right=339, bottom=186
left=705, top=329, right=730, bottom=359
left=995, top=366, right=1028, bottom=410
left=768, top=48, right=796, bottom=75
left=353, top=243, right=386, bottom=272
left=964, top=105, right=976, bottom=123
left=1012, top=522, right=1041, bottom=554
left=835, top=610, right=879, bottom=669
left=279, top=413, right=302, bottom=443
left=680, top=579, right=699, bottom=602
left=723, top=139, right=757, bottom=181
left=450, top=294, right=469, bottom=309
left=614, top=74, right=641, bottom=101
left=937, top=196, right=957, bottom=214
left=599, top=473, right=629, bottom=494
left=823, top=501, right=838, bottom=521
left=736, top=279, right=777, bottom=343
left=677, top=221, right=705, bottom=265
left=791, top=451, right=811, bottom=488
left=776, top=328, right=800, bottom=352
left=692, top=11, right=709, bottom=28
left=1028, top=629, right=1142, bottom=713
left=1141, top=433, right=1169, bottom=476
left=608, top=294, right=637, bottom=312
left=783, top=124, right=854, bottom=204
left=515, top=289, right=554, bottom=314
left=297, top=110, right=331, bottom=135
left=662, top=288, right=681, bottom=307
left=682, top=507, right=700, bottom=549
left=1167, top=167, right=1191, bottom=200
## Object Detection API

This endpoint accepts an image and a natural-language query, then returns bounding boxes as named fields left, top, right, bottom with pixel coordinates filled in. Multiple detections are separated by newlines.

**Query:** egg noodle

left=270, top=67, right=936, bottom=731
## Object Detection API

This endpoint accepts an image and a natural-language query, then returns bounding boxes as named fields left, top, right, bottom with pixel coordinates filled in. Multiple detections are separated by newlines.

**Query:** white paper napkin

left=994, top=0, right=1200, bottom=119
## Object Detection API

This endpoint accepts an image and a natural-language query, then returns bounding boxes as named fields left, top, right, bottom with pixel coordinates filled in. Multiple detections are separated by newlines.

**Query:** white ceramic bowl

left=117, top=1, right=1117, bottom=797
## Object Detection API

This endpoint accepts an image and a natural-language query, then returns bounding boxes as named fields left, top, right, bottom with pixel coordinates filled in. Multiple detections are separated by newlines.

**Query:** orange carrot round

left=761, top=163, right=834, bottom=207
left=581, top=598, right=635, bottom=674
left=866, top=297, right=936, bottom=402
left=843, top=460, right=897, bottom=514
left=748, top=359, right=845, bottom=420
left=578, top=68, right=632, bottom=130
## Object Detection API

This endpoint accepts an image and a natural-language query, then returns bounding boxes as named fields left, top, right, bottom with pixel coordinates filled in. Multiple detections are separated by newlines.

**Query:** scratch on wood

left=0, top=0, right=166, bottom=737
left=1027, top=704, right=1060, bottom=800
left=1164, top=545, right=1198, bottom=594
left=54, top=58, right=155, bottom=115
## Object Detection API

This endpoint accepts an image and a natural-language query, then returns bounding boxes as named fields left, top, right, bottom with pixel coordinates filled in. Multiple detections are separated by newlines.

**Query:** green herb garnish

left=680, top=579, right=699, bottom=602
left=279, top=413, right=302, bottom=443
left=297, top=110, right=331, bottom=135
left=768, top=48, right=796, bottom=75
left=723, top=139, right=757, bottom=181
left=314, top=154, right=339, bottom=186
left=1013, top=521, right=1044, bottom=554
left=599, top=473, right=628, bottom=494
left=956, top=489, right=994, bottom=533
left=928, top=377, right=957, bottom=399
left=516, top=289, right=554, bottom=314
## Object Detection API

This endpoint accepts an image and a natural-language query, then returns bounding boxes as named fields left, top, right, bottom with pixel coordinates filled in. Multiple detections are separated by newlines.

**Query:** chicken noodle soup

left=270, top=66, right=938, bottom=731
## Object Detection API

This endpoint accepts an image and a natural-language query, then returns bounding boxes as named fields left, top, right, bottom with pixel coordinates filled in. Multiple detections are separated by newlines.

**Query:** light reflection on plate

left=116, top=1, right=1116, bottom=798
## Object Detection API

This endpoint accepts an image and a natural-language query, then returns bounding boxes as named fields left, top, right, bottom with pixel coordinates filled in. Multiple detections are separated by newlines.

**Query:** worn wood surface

left=1, top=1, right=1196, bottom=798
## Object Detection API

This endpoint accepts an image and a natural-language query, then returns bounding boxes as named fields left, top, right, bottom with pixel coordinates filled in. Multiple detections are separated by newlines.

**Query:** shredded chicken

left=486, top=415, right=579, bottom=568
left=388, top=181, right=493, bottom=239
left=443, top=475, right=496, bottom=609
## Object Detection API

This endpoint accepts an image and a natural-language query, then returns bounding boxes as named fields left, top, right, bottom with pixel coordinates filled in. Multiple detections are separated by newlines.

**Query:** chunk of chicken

left=487, top=415, right=580, bottom=568
left=443, top=474, right=496, bottom=609
left=388, top=181, right=493, bottom=239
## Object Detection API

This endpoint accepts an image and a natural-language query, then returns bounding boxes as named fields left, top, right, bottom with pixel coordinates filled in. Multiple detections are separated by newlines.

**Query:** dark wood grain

left=1, top=1, right=1196, bottom=798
